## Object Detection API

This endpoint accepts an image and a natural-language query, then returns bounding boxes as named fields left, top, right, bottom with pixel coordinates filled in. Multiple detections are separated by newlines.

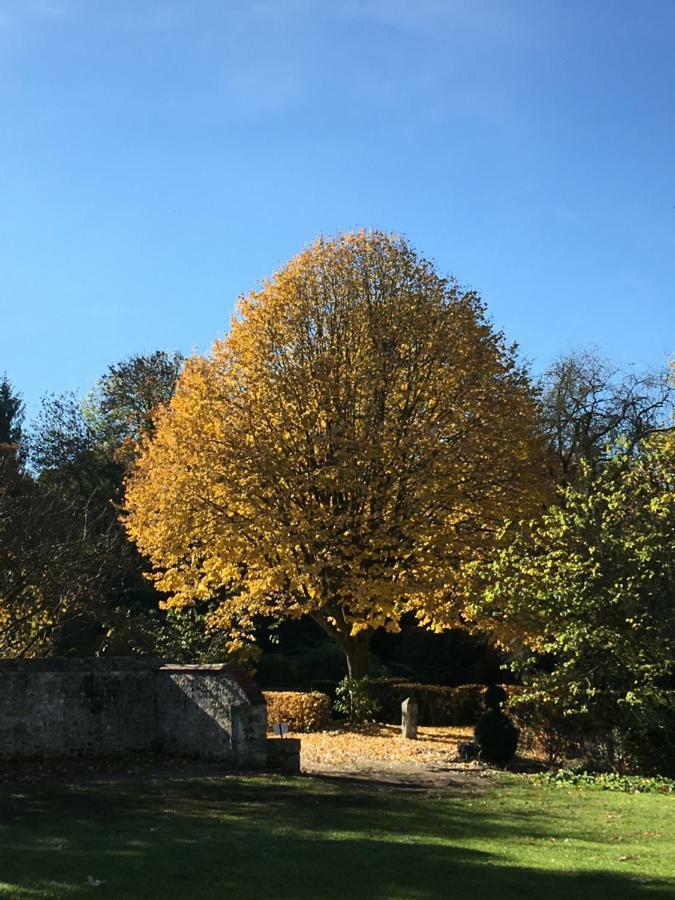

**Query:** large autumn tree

left=124, top=232, right=547, bottom=676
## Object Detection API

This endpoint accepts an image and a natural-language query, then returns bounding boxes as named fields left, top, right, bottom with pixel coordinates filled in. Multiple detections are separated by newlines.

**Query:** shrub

left=506, top=690, right=583, bottom=766
left=457, top=741, right=479, bottom=761
left=532, top=769, right=675, bottom=794
left=474, top=708, right=519, bottom=765
left=606, top=691, right=675, bottom=778
left=264, top=691, right=331, bottom=733
left=333, top=677, right=380, bottom=724
left=507, top=688, right=675, bottom=776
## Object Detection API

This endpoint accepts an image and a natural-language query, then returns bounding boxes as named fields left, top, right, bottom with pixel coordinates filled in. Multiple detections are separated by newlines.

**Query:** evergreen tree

left=0, top=374, right=24, bottom=449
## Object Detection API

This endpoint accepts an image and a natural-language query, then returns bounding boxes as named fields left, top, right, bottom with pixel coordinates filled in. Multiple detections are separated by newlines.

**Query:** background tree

left=125, top=231, right=548, bottom=677
left=9, top=352, right=185, bottom=656
left=0, top=441, right=120, bottom=657
left=30, top=392, right=119, bottom=497
left=0, top=375, right=24, bottom=450
left=32, top=350, right=183, bottom=491
left=468, top=430, right=675, bottom=772
left=540, top=348, right=673, bottom=483
left=84, top=350, right=184, bottom=463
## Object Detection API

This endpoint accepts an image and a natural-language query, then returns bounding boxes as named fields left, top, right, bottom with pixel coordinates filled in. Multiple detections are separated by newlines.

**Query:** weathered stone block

left=401, top=696, right=418, bottom=739
left=266, top=737, right=301, bottom=773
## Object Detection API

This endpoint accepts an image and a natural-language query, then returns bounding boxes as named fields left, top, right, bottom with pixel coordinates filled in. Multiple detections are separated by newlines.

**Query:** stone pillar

left=401, top=696, right=418, bottom=739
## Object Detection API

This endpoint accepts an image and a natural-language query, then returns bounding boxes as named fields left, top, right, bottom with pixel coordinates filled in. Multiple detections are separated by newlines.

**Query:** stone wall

left=0, top=658, right=267, bottom=767
left=156, top=665, right=268, bottom=766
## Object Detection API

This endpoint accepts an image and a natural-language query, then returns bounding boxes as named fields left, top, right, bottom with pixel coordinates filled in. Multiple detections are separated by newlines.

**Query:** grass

left=0, top=772, right=673, bottom=899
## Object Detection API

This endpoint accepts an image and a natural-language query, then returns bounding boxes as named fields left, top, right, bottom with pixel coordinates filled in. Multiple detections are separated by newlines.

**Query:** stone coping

left=0, top=657, right=163, bottom=672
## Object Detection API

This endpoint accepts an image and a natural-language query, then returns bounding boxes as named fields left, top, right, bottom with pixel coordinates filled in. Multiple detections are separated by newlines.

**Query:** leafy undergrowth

left=533, top=769, right=675, bottom=794
left=0, top=774, right=673, bottom=898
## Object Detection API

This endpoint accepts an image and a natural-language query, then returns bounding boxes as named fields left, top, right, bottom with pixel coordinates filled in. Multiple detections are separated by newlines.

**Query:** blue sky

left=1, top=0, right=674, bottom=416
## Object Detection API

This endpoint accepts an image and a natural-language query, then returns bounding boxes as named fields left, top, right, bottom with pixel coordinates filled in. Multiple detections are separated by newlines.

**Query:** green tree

left=30, top=392, right=119, bottom=497
left=0, top=353, right=186, bottom=658
left=0, top=443, right=121, bottom=657
left=0, top=374, right=24, bottom=449
left=469, top=430, right=675, bottom=771
left=85, top=350, right=183, bottom=462
left=22, top=352, right=183, bottom=655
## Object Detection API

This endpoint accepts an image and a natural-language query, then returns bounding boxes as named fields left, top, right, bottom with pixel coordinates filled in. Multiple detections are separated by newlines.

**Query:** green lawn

left=0, top=773, right=673, bottom=899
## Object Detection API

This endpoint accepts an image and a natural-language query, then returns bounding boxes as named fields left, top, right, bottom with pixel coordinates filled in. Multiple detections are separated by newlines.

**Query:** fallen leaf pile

left=288, top=723, right=475, bottom=773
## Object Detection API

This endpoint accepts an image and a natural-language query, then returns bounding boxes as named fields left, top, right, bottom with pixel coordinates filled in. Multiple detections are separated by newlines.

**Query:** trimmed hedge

left=264, top=690, right=332, bottom=733
left=368, top=680, right=512, bottom=726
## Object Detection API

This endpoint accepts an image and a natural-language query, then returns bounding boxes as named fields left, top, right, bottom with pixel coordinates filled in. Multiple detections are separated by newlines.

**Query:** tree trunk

left=341, top=632, right=372, bottom=680
left=310, top=615, right=373, bottom=680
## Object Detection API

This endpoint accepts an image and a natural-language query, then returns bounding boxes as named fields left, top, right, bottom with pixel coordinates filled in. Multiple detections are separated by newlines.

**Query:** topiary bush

left=264, top=690, right=331, bottom=732
left=474, top=709, right=519, bottom=765
left=473, top=685, right=519, bottom=765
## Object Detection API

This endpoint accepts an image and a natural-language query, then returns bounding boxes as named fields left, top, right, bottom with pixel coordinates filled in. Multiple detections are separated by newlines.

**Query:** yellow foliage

left=124, top=231, right=548, bottom=662
left=264, top=691, right=332, bottom=732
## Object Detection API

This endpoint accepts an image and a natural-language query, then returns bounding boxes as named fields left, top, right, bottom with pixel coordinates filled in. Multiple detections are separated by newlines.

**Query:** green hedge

left=368, top=680, right=510, bottom=726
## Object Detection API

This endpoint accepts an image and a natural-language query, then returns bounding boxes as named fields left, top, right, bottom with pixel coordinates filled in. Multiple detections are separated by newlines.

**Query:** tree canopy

left=539, top=348, right=673, bottom=483
left=467, top=429, right=674, bottom=769
left=0, top=351, right=184, bottom=658
left=0, top=375, right=24, bottom=449
left=84, top=350, right=184, bottom=463
left=0, top=443, right=121, bottom=657
left=124, top=231, right=548, bottom=675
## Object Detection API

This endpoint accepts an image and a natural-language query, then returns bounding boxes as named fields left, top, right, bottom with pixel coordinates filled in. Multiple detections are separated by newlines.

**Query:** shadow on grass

left=0, top=776, right=672, bottom=899
left=302, top=770, right=492, bottom=795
